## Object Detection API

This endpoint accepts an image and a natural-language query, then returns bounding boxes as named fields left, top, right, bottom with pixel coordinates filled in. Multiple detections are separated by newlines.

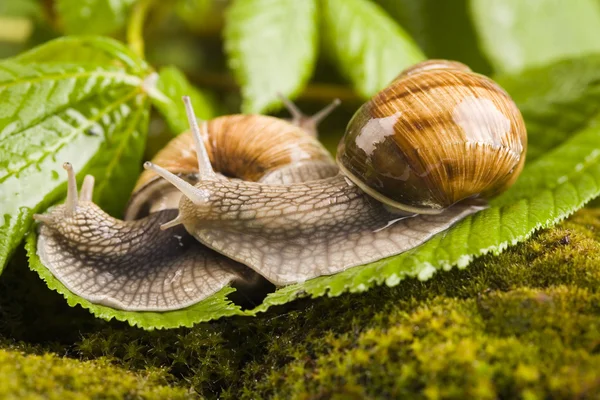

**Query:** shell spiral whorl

left=337, top=60, right=527, bottom=214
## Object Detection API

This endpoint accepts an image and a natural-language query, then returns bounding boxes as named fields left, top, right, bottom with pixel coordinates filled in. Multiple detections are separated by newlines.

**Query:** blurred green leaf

left=0, top=0, right=40, bottom=17
left=56, top=0, right=136, bottom=35
left=0, top=37, right=151, bottom=274
left=224, top=0, right=318, bottom=113
left=321, top=0, right=425, bottom=98
left=376, top=0, right=491, bottom=74
left=154, top=65, right=215, bottom=134
left=176, top=0, right=227, bottom=36
left=0, top=0, right=41, bottom=57
left=470, top=0, right=600, bottom=73
left=497, top=55, right=600, bottom=161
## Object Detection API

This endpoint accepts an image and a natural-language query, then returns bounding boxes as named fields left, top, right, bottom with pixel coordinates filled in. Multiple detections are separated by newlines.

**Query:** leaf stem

left=127, top=0, right=154, bottom=59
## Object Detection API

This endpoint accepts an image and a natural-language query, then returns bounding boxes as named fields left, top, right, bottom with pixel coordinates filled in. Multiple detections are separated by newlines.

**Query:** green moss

left=243, top=287, right=600, bottom=399
left=0, top=346, right=188, bottom=399
left=2, top=208, right=600, bottom=398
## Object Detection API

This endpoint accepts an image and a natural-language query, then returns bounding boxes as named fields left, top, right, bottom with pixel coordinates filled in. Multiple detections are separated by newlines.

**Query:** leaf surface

left=1, top=37, right=151, bottom=273
left=56, top=0, right=136, bottom=35
left=153, top=66, right=215, bottom=135
left=376, top=0, right=491, bottom=74
left=470, top=0, right=600, bottom=73
left=224, top=0, right=318, bottom=113
left=321, top=0, right=425, bottom=98
left=26, top=116, right=600, bottom=328
left=497, top=55, right=600, bottom=161
left=15, top=36, right=149, bottom=73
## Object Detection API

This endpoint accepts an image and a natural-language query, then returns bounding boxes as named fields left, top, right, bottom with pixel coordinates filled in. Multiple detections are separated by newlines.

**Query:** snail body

left=34, top=60, right=527, bottom=313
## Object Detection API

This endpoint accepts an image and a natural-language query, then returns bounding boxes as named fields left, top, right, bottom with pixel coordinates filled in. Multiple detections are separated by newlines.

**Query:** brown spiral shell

left=125, top=115, right=334, bottom=219
left=337, top=60, right=527, bottom=214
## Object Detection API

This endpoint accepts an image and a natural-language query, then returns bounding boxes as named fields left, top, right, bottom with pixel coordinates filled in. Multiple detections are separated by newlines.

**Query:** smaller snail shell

left=337, top=60, right=527, bottom=214
left=126, top=115, right=337, bottom=219
left=394, top=59, right=472, bottom=79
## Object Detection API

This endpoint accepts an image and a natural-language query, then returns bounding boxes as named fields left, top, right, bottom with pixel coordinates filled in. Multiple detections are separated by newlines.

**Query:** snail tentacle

left=182, top=95, right=217, bottom=181
left=63, top=162, right=79, bottom=216
left=143, top=162, right=209, bottom=207
left=79, top=175, right=95, bottom=202
left=278, top=93, right=341, bottom=137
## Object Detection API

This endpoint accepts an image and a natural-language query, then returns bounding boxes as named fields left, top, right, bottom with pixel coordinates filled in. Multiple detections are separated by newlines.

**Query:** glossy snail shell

left=337, top=60, right=527, bottom=214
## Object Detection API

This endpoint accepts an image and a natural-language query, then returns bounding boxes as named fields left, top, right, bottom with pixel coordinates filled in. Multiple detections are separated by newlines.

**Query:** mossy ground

left=2, top=208, right=600, bottom=399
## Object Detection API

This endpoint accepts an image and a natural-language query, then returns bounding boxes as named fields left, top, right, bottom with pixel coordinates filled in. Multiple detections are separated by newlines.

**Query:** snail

left=33, top=60, right=526, bottom=312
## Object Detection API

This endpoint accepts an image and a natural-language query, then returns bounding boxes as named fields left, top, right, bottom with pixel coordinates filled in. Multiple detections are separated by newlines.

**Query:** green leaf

left=15, top=36, right=149, bottom=73
left=0, top=0, right=40, bottom=17
left=56, top=0, right=136, bottom=35
left=321, top=0, right=425, bottom=98
left=496, top=56, right=600, bottom=162
left=224, top=0, right=318, bottom=113
left=153, top=66, right=215, bottom=135
left=470, top=0, right=600, bottom=73
left=176, top=0, right=227, bottom=36
left=375, top=0, right=491, bottom=74
left=0, top=37, right=151, bottom=274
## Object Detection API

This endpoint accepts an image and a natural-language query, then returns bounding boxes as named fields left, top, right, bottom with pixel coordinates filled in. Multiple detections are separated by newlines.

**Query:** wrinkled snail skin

left=172, top=174, right=480, bottom=285
left=35, top=164, right=256, bottom=312
left=34, top=59, right=527, bottom=313
left=34, top=100, right=340, bottom=312
left=37, top=205, right=253, bottom=311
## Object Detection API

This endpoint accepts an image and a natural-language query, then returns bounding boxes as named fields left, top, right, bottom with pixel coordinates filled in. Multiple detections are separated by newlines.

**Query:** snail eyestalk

left=278, top=93, right=341, bottom=137
left=34, top=162, right=82, bottom=223
left=79, top=175, right=95, bottom=202
left=278, top=92, right=304, bottom=121
left=63, top=162, right=78, bottom=216
left=143, top=162, right=210, bottom=206
left=182, top=95, right=217, bottom=181
left=310, top=98, right=341, bottom=126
